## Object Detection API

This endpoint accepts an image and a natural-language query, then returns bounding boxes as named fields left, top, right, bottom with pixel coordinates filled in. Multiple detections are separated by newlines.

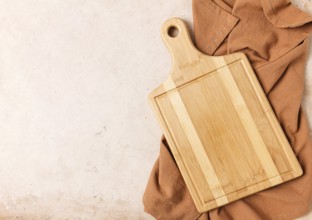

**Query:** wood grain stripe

left=217, top=58, right=283, bottom=186
left=164, top=76, right=229, bottom=206
left=239, top=59, right=302, bottom=176
left=156, top=96, right=216, bottom=204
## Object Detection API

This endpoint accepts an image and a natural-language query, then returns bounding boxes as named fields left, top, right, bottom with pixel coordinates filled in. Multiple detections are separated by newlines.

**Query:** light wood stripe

left=164, top=76, right=229, bottom=206
left=156, top=96, right=215, bottom=203
left=239, top=60, right=302, bottom=176
left=217, top=58, right=283, bottom=186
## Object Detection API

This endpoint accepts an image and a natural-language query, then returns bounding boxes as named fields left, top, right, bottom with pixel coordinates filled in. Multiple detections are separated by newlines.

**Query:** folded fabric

left=143, top=0, right=312, bottom=219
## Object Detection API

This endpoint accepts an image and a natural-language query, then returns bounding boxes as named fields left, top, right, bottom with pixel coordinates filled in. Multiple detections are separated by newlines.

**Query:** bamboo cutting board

left=148, top=18, right=303, bottom=212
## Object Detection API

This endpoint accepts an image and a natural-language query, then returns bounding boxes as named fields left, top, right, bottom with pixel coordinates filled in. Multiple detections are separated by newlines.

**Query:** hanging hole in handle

left=167, top=26, right=179, bottom=38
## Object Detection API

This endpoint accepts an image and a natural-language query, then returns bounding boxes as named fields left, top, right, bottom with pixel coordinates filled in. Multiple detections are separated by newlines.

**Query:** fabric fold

left=261, top=0, right=312, bottom=28
left=193, top=0, right=239, bottom=55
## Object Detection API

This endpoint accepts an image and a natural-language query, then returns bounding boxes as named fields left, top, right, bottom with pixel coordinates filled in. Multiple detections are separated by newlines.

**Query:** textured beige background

left=0, top=0, right=310, bottom=219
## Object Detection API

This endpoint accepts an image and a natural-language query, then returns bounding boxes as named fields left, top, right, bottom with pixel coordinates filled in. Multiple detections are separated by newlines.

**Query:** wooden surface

left=149, top=18, right=303, bottom=212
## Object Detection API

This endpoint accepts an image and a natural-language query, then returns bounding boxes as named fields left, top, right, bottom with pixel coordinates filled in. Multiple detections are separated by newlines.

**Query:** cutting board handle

left=161, top=18, right=203, bottom=77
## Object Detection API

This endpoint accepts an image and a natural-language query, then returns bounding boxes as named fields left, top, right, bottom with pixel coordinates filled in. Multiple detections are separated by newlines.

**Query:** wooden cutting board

left=148, top=18, right=303, bottom=212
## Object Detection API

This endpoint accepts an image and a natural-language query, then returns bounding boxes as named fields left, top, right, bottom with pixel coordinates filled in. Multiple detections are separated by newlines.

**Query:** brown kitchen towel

left=143, top=0, right=312, bottom=219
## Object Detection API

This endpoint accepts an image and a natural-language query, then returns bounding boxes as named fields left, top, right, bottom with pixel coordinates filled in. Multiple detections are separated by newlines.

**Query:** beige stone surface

left=0, top=0, right=310, bottom=219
